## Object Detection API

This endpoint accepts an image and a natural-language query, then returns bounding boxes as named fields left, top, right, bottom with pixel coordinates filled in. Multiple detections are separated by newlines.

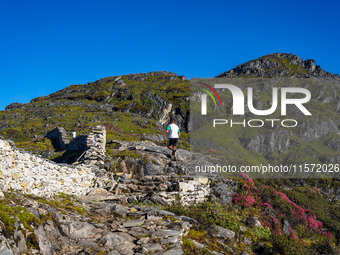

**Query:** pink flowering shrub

left=233, top=173, right=259, bottom=207
left=289, top=226, right=299, bottom=240
left=306, top=214, right=323, bottom=230
left=233, top=174, right=334, bottom=244
left=263, top=216, right=282, bottom=236
left=261, top=203, right=273, bottom=209
left=275, top=191, right=305, bottom=214
left=233, top=193, right=256, bottom=207
left=274, top=190, right=330, bottom=237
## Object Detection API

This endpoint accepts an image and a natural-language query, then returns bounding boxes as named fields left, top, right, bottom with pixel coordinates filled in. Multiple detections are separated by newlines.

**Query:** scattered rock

left=246, top=216, right=263, bottom=228
left=142, top=243, right=163, bottom=253
left=210, top=226, right=235, bottom=240
left=239, top=226, right=247, bottom=232
left=0, top=235, right=14, bottom=255
left=123, top=220, right=145, bottom=228
left=190, top=239, right=205, bottom=249
left=240, top=252, right=251, bottom=255
left=87, top=188, right=111, bottom=199
left=283, top=220, right=290, bottom=235
left=35, top=225, right=56, bottom=255
left=210, top=181, right=236, bottom=205
left=142, top=192, right=168, bottom=206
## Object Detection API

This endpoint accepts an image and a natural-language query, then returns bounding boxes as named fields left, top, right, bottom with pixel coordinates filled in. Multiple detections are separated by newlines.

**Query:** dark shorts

left=168, top=138, right=178, bottom=147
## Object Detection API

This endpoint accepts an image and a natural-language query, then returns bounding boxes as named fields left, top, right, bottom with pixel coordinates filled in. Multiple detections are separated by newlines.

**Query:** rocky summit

left=217, top=53, right=340, bottom=79
left=0, top=55, right=340, bottom=254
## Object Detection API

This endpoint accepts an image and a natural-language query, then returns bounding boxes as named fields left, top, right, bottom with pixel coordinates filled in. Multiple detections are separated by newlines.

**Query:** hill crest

left=217, top=53, right=340, bottom=79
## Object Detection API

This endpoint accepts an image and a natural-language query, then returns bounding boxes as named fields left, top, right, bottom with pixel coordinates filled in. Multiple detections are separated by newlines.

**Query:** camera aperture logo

left=199, top=82, right=223, bottom=110
left=200, top=83, right=312, bottom=128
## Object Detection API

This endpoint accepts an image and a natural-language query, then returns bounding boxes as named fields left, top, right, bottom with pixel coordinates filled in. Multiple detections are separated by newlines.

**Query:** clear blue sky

left=1, top=0, right=339, bottom=110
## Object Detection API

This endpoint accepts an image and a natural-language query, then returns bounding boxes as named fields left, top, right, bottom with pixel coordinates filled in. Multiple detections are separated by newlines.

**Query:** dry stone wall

left=81, top=125, right=106, bottom=166
left=46, top=127, right=70, bottom=151
left=0, top=139, right=96, bottom=197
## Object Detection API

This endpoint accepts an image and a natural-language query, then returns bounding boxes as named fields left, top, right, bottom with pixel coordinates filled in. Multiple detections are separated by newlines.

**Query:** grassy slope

left=0, top=72, right=190, bottom=154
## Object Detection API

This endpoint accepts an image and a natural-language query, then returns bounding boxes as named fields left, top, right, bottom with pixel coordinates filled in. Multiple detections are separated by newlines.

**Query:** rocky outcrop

left=0, top=191, right=196, bottom=255
left=101, top=140, right=214, bottom=206
left=328, top=137, right=340, bottom=151
left=241, top=120, right=339, bottom=155
left=217, top=53, right=340, bottom=79
left=210, top=177, right=238, bottom=205
left=241, top=129, right=292, bottom=154
left=0, top=133, right=238, bottom=254
left=0, top=235, right=13, bottom=255
left=298, top=120, right=339, bottom=142
left=4, top=102, right=24, bottom=111
left=145, top=91, right=172, bottom=124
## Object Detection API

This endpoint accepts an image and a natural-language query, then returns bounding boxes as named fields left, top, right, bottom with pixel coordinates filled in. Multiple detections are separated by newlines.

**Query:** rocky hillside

left=217, top=53, right=340, bottom=79
left=1, top=71, right=190, bottom=156
left=184, top=53, right=340, bottom=172
left=190, top=78, right=340, bottom=173
left=1, top=137, right=339, bottom=255
left=0, top=54, right=339, bottom=254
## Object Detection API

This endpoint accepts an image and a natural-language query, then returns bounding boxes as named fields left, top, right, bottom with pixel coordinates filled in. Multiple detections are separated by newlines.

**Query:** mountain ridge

left=5, top=53, right=340, bottom=112
left=217, top=53, right=340, bottom=79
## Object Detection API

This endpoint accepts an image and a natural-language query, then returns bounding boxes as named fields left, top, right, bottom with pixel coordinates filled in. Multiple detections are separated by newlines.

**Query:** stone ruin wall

left=0, top=139, right=96, bottom=197
left=0, top=125, right=107, bottom=197
left=0, top=125, right=212, bottom=205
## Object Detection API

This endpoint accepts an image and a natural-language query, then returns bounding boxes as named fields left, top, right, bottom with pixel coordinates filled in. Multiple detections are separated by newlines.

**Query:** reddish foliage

left=274, top=190, right=331, bottom=238
left=275, top=191, right=306, bottom=214
left=233, top=193, right=256, bottom=206
left=234, top=173, right=332, bottom=240
left=233, top=173, right=259, bottom=207
left=263, top=216, right=282, bottom=236
left=261, top=203, right=273, bottom=209
left=289, top=226, right=299, bottom=239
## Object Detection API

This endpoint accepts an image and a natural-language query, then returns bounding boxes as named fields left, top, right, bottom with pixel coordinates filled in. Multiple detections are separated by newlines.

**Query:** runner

left=166, top=119, right=180, bottom=161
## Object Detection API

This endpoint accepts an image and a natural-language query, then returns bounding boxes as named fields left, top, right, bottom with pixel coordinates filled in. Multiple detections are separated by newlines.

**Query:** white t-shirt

left=167, top=124, right=180, bottom=138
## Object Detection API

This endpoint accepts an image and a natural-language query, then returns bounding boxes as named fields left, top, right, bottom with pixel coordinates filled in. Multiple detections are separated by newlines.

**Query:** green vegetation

left=165, top=201, right=246, bottom=232
left=37, top=193, right=87, bottom=215
left=182, top=234, right=215, bottom=255
left=0, top=192, right=38, bottom=249
left=251, top=227, right=271, bottom=241
left=264, top=235, right=309, bottom=255
left=113, top=150, right=141, bottom=159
